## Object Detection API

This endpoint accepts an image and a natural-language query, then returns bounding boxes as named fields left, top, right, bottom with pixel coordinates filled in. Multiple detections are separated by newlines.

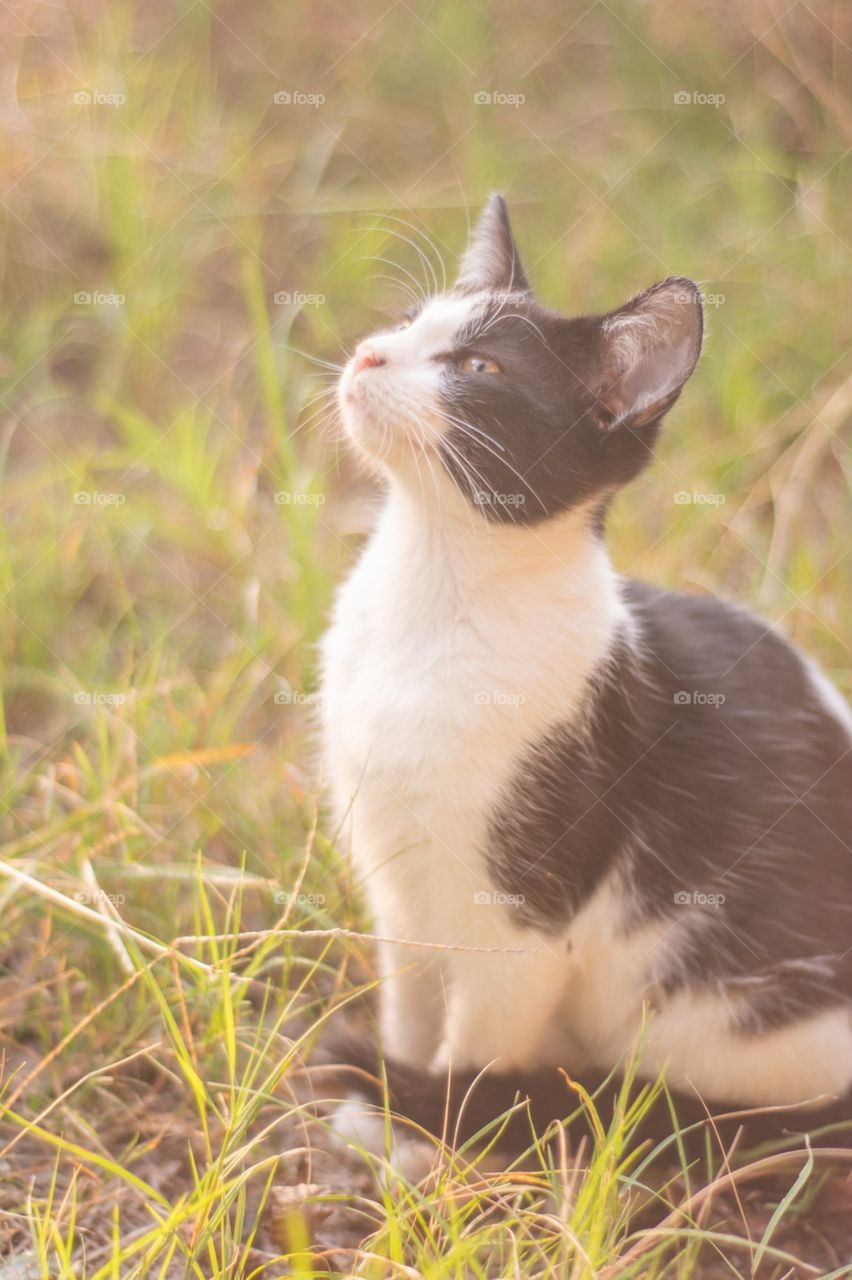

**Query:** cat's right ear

left=588, top=277, right=703, bottom=429
left=456, top=194, right=531, bottom=294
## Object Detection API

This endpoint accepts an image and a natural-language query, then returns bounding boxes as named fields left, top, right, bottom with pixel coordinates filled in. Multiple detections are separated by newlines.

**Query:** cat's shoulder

left=621, top=576, right=852, bottom=734
left=625, top=576, right=800, bottom=666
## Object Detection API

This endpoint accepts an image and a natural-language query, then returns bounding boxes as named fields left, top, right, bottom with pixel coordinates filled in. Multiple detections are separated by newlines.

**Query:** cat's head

left=338, top=194, right=703, bottom=526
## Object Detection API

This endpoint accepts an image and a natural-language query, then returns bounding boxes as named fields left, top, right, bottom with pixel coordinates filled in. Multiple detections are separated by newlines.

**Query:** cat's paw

left=331, top=1094, right=436, bottom=1184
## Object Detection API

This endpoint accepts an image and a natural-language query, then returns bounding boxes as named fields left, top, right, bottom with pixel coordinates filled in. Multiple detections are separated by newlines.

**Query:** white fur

left=332, top=1096, right=438, bottom=1184
left=321, top=289, right=852, bottom=1135
left=804, top=653, right=852, bottom=739
left=321, top=476, right=627, bottom=1064
left=338, top=295, right=482, bottom=472
left=553, top=877, right=852, bottom=1105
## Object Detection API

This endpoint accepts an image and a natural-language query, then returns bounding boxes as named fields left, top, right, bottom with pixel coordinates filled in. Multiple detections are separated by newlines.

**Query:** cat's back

left=618, top=579, right=851, bottom=978
left=624, top=577, right=852, bottom=753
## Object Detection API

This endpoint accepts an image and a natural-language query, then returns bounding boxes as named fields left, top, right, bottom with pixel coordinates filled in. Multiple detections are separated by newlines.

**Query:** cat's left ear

left=456, top=193, right=531, bottom=294
left=591, top=277, right=703, bottom=428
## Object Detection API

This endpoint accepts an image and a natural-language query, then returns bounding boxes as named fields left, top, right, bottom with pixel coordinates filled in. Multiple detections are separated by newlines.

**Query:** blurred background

left=1, top=0, right=851, bottom=1266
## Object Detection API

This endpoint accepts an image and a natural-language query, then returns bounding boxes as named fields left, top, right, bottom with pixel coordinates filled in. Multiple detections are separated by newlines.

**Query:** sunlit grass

left=1, top=881, right=839, bottom=1278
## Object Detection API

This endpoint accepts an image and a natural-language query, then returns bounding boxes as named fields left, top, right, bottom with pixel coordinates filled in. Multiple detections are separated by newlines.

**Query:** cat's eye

left=460, top=353, right=502, bottom=374
left=395, top=318, right=412, bottom=331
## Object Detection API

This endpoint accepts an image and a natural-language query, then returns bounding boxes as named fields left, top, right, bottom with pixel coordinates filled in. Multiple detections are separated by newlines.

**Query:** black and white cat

left=320, top=195, right=852, bottom=1162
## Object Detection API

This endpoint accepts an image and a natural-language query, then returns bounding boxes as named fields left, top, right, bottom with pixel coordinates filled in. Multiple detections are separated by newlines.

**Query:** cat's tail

left=324, top=1028, right=852, bottom=1165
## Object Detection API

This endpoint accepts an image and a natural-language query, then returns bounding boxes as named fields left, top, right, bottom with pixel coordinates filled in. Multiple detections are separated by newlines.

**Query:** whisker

left=297, top=402, right=340, bottom=440
left=364, top=223, right=441, bottom=299
left=438, top=435, right=485, bottom=508
left=298, top=379, right=341, bottom=406
left=319, top=404, right=345, bottom=446
left=479, top=311, right=549, bottom=346
left=352, top=255, right=428, bottom=308
left=285, top=344, right=345, bottom=373
left=438, top=429, right=514, bottom=524
left=363, top=274, right=424, bottom=310
left=438, top=411, right=549, bottom=515
left=372, top=213, right=448, bottom=294
left=439, top=412, right=507, bottom=453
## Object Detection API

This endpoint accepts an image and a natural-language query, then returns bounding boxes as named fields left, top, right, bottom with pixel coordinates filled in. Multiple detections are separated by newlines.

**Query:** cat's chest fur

left=320, top=493, right=626, bottom=923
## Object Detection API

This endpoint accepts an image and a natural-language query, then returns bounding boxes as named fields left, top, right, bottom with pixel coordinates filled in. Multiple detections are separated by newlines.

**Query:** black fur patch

left=432, top=198, right=702, bottom=527
left=486, top=632, right=644, bottom=931
left=326, top=1024, right=852, bottom=1159
left=486, top=581, right=852, bottom=1029
left=436, top=291, right=697, bottom=526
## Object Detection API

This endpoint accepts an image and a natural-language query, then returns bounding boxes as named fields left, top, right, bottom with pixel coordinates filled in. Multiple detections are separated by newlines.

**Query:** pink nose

left=354, top=347, right=386, bottom=375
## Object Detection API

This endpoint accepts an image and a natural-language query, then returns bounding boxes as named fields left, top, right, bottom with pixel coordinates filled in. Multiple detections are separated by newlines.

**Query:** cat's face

left=338, top=195, right=703, bottom=526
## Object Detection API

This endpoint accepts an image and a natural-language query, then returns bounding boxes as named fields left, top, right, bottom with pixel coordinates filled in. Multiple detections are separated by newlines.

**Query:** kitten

left=320, top=194, right=852, bottom=1164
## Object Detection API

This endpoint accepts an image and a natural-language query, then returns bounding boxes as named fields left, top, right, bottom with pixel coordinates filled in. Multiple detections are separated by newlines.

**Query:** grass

left=1, top=0, right=851, bottom=1274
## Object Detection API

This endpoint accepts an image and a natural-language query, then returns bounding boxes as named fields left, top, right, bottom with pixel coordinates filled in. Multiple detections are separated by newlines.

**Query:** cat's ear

left=590, top=278, right=703, bottom=428
left=456, top=193, right=531, bottom=294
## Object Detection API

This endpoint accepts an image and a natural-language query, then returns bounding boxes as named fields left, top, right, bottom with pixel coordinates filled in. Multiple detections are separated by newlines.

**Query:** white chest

left=320, top=494, right=625, bottom=933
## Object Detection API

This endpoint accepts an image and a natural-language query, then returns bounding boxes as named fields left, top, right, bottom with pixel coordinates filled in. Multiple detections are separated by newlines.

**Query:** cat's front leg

left=433, top=936, right=572, bottom=1072
left=376, top=937, right=446, bottom=1066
